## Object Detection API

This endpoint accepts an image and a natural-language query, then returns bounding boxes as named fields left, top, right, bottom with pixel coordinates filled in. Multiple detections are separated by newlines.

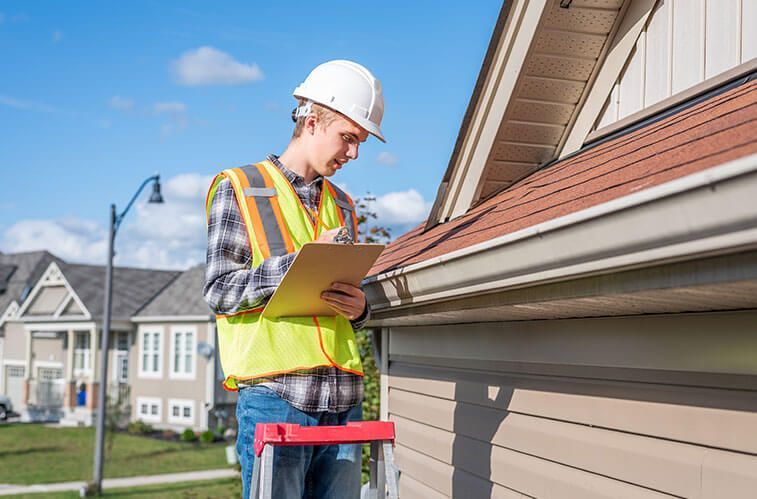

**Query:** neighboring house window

left=114, top=333, right=129, bottom=384
left=138, top=328, right=163, bottom=378
left=136, top=397, right=161, bottom=423
left=168, top=398, right=194, bottom=425
left=74, top=332, right=91, bottom=373
left=38, top=367, right=63, bottom=381
left=170, top=327, right=196, bottom=380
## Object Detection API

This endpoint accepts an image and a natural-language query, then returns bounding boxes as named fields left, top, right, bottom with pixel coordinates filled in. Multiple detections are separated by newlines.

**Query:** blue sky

left=0, top=1, right=502, bottom=269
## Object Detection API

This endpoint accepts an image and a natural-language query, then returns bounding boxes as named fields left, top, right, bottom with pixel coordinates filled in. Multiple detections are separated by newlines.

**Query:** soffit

left=476, top=0, right=625, bottom=203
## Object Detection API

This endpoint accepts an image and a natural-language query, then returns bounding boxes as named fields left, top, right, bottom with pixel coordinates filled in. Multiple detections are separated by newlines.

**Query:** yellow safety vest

left=205, top=160, right=364, bottom=391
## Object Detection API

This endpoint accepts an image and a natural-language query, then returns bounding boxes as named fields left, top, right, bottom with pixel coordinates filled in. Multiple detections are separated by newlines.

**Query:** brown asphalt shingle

left=370, top=79, right=757, bottom=276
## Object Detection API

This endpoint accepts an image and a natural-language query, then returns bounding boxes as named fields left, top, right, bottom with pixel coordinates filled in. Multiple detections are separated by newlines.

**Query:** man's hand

left=320, top=282, right=366, bottom=320
left=314, top=227, right=342, bottom=243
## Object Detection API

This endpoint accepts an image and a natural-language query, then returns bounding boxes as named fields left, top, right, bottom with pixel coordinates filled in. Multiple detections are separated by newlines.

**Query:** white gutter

left=364, top=153, right=757, bottom=312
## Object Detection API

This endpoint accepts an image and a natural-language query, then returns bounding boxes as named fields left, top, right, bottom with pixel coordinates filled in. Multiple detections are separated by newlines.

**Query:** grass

left=7, top=478, right=240, bottom=498
left=0, top=424, right=231, bottom=485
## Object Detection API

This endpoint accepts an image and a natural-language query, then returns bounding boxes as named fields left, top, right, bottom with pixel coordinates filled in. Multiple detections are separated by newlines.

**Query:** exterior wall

left=2, top=322, right=26, bottom=361
left=130, top=321, right=213, bottom=430
left=30, top=335, right=64, bottom=367
left=25, top=286, right=68, bottom=315
left=595, top=0, right=757, bottom=129
left=386, top=310, right=757, bottom=498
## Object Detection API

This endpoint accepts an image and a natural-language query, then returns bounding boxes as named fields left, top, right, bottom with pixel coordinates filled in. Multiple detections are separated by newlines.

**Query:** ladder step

left=254, top=421, right=395, bottom=456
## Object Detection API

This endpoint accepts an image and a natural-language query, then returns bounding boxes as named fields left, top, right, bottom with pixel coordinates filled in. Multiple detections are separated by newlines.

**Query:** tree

left=355, top=195, right=392, bottom=244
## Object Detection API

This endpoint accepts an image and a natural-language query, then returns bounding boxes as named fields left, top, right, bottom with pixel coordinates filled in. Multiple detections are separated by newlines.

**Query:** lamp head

left=148, top=178, right=164, bottom=204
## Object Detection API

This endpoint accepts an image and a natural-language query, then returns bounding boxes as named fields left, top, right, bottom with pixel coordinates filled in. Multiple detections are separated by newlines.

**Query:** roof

left=135, top=264, right=211, bottom=317
left=370, top=78, right=757, bottom=276
left=0, top=251, right=60, bottom=313
left=59, top=262, right=181, bottom=321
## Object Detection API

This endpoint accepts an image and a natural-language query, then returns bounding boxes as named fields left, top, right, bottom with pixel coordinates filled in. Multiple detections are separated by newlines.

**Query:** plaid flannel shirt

left=203, top=155, right=367, bottom=412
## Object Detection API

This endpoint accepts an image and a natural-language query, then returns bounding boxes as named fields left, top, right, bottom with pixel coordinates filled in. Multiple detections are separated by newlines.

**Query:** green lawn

left=0, top=424, right=231, bottom=485
left=8, top=478, right=240, bottom=498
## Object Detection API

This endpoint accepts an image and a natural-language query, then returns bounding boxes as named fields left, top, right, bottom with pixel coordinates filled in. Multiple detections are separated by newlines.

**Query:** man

left=203, top=59, right=385, bottom=498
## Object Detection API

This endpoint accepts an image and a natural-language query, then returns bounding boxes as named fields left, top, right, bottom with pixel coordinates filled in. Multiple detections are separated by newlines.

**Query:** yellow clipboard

left=261, top=243, right=385, bottom=318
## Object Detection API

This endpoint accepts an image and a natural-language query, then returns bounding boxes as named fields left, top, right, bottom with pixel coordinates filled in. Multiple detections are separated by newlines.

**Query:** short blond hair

left=291, top=98, right=339, bottom=139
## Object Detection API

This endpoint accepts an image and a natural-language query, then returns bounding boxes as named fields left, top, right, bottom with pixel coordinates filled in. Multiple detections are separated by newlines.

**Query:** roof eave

left=364, top=153, right=757, bottom=318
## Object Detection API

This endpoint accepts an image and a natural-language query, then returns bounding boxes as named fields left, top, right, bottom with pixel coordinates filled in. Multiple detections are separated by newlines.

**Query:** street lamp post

left=89, top=175, right=163, bottom=496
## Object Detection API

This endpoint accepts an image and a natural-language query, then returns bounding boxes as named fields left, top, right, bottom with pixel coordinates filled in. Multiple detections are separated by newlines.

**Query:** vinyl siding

left=595, top=0, right=757, bottom=129
left=385, top=310, right=757, bottom=498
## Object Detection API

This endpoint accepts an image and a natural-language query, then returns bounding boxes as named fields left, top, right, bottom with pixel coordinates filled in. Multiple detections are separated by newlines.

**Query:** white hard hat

left=293, top=60, right=386, bottom=142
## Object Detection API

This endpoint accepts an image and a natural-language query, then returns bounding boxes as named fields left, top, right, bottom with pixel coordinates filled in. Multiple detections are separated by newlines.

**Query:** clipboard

left=262, top=243, right=385, bottom=318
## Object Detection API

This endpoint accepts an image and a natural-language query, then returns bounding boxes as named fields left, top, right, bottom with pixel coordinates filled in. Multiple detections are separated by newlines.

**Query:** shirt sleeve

left=203, top=179, right=297, bottom=315
left=349, top=299, right=371, bottom=331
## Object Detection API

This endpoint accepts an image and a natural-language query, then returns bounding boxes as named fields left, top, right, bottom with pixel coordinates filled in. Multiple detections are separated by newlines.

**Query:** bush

left=200, top=430, right=215, bottom=443
left=127, top=420, right=153, bottom=435
left=180, top=428, right=198, bottom=442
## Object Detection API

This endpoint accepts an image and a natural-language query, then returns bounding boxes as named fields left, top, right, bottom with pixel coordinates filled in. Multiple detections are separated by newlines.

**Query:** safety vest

left=205, top=160, right=364, bottom=391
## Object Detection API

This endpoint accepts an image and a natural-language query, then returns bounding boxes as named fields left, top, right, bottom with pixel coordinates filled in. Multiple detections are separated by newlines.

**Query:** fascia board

left=364, top=153, right=757, bottom=313
left=443, top=0, right=549, bottom=222
left=428, top=0, right=549, bottom=226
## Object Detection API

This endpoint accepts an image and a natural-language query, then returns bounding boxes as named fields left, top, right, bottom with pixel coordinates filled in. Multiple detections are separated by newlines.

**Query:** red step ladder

left=249, top=421, right=399, bottom=499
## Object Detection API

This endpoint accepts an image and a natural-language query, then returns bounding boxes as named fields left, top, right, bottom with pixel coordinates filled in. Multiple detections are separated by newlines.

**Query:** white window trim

left=169, top=326, right=196, bottom=380
left=167, top=398, right=195, bottom=426
left=73, top=331, right=92, bottom=377
left=138, top=326, right=163, bottom=379
left=136, top=396, right=162, bottom=423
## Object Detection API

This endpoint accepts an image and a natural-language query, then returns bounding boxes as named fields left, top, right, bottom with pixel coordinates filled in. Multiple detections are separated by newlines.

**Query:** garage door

left=4, top=365, right=25, bottom=408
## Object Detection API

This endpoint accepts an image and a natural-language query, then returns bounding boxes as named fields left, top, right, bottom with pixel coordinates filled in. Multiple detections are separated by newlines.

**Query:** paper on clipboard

left=262, top=243, right=385, bottom=318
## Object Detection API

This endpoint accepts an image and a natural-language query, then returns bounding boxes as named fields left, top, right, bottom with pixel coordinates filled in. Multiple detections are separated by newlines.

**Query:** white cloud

left=359, top=189, right=432, bottom=240
left=0, top=173, right=215, bottom=270
left=154, top=101, right=187, bottom=113
left=2, top=218, right=107, bottom=264
left=109, top=95, right=134, bottom=111
left=171, top=46, right=264, bottom=86
left=52, top=30, right=63, bottom=43
left=376, top=151, right=398, bottom=166
left=369, top=190, right=431, bottom=226
left=0, top=94, right=57, bottom=113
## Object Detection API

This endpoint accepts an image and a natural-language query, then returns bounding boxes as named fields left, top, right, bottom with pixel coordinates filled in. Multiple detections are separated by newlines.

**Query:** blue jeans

left=236, top=385, right=362, bottom=499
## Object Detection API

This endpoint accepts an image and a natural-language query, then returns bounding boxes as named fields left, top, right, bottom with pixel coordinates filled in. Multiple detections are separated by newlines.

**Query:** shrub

left=200, top=430, right=215, bottom=443
left=180, top=428, right=198, bottom=442
left=127, top=420, right=153, bottom=435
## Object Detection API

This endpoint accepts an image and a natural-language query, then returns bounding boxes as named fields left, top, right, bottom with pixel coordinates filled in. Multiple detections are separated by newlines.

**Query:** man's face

left=307, top=112, right=369, bottom=178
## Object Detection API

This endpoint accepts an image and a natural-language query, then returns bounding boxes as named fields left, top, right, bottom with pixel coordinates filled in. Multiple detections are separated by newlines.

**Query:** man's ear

left=304, top=113, right=318, bottom=135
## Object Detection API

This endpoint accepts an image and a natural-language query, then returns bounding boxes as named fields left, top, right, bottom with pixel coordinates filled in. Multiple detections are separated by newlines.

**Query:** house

left=0, top=251, right=60, bottom=415
left=0, top=254, right=230, bottom=431
left=364, top=0, right=757, bottom=497
left=132, top=264, right=235, bottom=432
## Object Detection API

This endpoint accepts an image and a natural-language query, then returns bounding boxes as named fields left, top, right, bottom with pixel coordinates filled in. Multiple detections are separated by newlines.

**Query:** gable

left=16, top=262, right=91, bottom=320
left=564, top=0, right=757, bottom=153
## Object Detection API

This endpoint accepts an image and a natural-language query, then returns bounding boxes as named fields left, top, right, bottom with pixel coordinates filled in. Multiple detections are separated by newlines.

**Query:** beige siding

left=386, top=311, right=757, bottom=498
left=31, top=336, right=64, bottom=366
left=595, top=0, right=757, bottom=128
left=2, top=323, right=26, bottom=361
left=26, top=286, right=68, bottom=315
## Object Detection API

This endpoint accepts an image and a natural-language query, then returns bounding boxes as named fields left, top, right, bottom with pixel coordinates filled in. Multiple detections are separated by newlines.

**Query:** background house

left=364, top=0, right=757, bottom=497
left=0, top=253, right=228, bottom=431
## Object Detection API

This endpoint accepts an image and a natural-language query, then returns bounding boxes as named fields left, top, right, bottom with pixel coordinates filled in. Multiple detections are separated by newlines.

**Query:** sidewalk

left=0, top=468, right=238, bottom=496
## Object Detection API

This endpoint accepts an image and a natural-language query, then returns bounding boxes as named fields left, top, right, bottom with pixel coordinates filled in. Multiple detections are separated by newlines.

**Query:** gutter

left=364, top=152, right=757, bottom=314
